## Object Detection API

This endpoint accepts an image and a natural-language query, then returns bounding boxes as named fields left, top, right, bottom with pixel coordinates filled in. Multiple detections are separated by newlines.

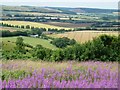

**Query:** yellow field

left=0, top=21, right=70, bottom=30
left=48, top=31, right=119, bottom=43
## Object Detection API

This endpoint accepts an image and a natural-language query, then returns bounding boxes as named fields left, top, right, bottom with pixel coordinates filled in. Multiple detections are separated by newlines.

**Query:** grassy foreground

left=2, top=60, right=118, bottom=88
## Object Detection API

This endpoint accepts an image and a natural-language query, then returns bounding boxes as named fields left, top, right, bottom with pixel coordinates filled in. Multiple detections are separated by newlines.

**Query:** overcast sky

left=0, top=0, right=119, bottom=9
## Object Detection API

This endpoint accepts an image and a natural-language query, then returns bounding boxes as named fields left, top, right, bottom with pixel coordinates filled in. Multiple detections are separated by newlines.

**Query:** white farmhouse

left=30, top=34, right=39, bottom=38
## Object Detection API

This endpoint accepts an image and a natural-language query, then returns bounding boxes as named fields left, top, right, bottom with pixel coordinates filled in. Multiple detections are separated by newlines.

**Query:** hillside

left=2, top=36, right=58, bottom=50
left=1, top=5, right=118, bottom=14
left=2, top=5, right=62, bottom=13
left=46, top=7, right=118, bottom=14
left=69, top=8, right=117, bottom=13
left=48, top=31, right=119, bottom=43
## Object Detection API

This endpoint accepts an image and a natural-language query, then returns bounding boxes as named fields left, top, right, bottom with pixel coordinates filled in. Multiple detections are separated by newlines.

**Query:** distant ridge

left=1, top=5, right=118, bottom=14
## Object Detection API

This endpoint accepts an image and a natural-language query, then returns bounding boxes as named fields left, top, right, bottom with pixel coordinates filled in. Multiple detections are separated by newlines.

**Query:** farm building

left=30, top=34, right=39, bottom=38
left=42, top=31, right=54, bottom=35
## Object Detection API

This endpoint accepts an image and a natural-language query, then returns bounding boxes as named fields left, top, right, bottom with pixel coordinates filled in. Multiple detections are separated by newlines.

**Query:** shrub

left=51, top=37, right=76, bottom=48
left=2, top=70, right=31, bottom=81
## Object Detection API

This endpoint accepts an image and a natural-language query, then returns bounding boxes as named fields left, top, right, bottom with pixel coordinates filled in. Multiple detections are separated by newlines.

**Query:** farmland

left=0, top=21, right=70, bottom=30
left=2, top=36, right=58, bottom=50
left=48, top=31, right=119, bottom=43
left=43, top=22, right=93, bottom=28
left=1, top=4, right=119, bottom=89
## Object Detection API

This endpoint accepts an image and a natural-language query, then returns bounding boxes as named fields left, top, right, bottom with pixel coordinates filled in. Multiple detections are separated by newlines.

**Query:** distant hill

left=1, top=5, right=62, bottom=13
left=49, top=7, right=118, bottom=14
left=69, top=8, right=118, bottom=13
left=1, top=5, right=118, bottom=14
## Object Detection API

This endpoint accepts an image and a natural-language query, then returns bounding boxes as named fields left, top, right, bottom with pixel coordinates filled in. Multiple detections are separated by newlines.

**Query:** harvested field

left=48, top=30, right=119, bottom=43
left=43, top=22, right=93, bottom=28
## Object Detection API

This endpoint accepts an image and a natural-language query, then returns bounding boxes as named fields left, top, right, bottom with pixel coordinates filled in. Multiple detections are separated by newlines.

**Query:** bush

left=2, top=70, right=31, bottom=81
left=51, top=37, right=76, bottom=48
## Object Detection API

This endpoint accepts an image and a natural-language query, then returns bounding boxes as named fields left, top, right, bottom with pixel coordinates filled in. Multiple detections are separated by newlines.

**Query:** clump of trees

left=1, top=30, right=28, bottom=37
left=50, top=37, right=76, bottom=48
left=2, top=35, right=120, bottom=62
left=1, top=29, right=43, bottom=37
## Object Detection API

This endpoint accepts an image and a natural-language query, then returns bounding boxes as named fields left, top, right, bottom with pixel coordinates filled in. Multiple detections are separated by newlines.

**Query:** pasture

left=2, top=36, right=58, bottom=50
left=0, top=21, right=70, bottom=30
left=48, top=30, right=119, bottom=43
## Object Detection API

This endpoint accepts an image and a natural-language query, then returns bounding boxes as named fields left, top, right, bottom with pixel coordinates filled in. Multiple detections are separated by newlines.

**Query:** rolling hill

left=2, top=36, right=58, bottom=50
left=1, top=5, right=118, bottom=14
left=48, top=31, right=119, bottom=43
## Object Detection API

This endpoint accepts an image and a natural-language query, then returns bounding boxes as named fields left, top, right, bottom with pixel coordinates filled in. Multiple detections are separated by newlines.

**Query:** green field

left=1, top=21, right=70, bottom=30
left=2, top=36, right=58, bottom=50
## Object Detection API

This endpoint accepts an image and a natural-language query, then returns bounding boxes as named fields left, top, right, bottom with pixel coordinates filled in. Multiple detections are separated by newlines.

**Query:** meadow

left=1, top=60, right=118, bottom=88
left=48, top=31, right=119, bottom=43
left=2, top=36, right=58, bottom=50
left=0, top=21, right=70, bottom=30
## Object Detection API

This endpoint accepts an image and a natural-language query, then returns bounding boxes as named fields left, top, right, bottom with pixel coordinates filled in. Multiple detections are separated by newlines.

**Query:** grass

left=2, top=60, right=118, bottom=88
left=2, top=60, right=118, bottom=73
left=48, top=30, right=119, bottom=43
left=2, top=36, right=58, bottom=50
left=2, top=40, right=16, bottom=51
left=0, top=21, right=70, bottom=30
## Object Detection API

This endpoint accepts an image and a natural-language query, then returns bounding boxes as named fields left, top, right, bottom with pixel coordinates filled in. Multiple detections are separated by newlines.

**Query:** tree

left=21, top=25, right=25, bottom=29
left=32, top=45, right=46, bottom=60
left=63, top=47, right=75, bottom=60
left=50, top=50, right=64, bottom=62
left=31, top=29, right=42, bottom=36
left=99, top=35, right=113, bottom=46
left=26, top=25, right=30, bottom=29
left=1, top=30, right=12, bottom=37
left=15, top=37, right=25, bottom=53
left=51, top=37, right=76, bottom=48
left=68, top=39, right=76, bottom=45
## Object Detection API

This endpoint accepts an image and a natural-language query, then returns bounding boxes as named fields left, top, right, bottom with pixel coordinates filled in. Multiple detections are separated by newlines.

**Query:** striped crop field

left=48, top=30, right=119, bottom=43
left=0, top=21, right=71, bottom=30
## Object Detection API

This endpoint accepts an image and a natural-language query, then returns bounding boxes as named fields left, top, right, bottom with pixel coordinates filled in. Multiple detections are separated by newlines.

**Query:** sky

left=0, top=0, right=119, bottom=9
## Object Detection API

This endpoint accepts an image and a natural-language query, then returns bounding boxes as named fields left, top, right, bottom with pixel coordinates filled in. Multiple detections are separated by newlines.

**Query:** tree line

left=1, top=22, right=119, bottom=32
left=1, top=23, right=73, bottom=33
left=2, top=34, right=120, bottom=62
